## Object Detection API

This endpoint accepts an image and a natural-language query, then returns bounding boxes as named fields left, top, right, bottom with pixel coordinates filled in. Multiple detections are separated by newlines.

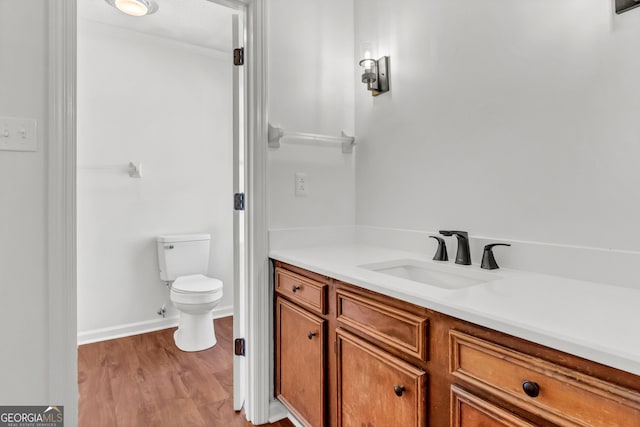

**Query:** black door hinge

left=234, top=193, right=245, bottom=211
left=233, top=47, right=244, bottom=66
left=234, top=338, right=246, bottom=356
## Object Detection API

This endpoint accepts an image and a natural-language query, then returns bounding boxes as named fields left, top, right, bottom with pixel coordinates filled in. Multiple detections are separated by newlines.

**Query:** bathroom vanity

left=271, top=253, right=640, bottom=427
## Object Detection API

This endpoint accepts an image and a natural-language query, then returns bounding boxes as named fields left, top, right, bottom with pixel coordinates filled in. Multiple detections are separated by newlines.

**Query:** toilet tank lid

left=157, top=233, right=211, bottom=243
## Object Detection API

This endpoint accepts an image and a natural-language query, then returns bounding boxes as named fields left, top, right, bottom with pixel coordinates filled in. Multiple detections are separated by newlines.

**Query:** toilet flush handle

left=165, top=245, right=174, bottom=249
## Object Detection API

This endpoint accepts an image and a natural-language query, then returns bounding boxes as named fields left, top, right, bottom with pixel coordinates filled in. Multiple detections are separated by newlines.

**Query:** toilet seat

left=170, top=274, right=223, bottom=305
left=172, top=274, right=223, bottom=294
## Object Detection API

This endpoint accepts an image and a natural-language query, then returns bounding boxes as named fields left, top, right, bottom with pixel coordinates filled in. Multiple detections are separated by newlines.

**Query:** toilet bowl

left=156, top=233, right=224, bottom=352
left=170, top=274, right=223, bottom=352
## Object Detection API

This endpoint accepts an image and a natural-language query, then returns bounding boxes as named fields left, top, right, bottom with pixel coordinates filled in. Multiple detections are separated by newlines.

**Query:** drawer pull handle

left=292, top=285, right=301, bottom=292
left=522, top=381, right=540, bottom=398
left=307, top=332, right=317, bottom=340
left=393, top=385, right=406, bottom=397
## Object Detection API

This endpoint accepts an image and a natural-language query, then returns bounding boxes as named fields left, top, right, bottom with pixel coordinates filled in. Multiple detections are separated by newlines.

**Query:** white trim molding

left=78, top=317, right=180, bottom=346
left=51, top=0, right=271, bottom=424
left=268, top=400, right=288, bottom=423
left=244, top=0, right=271, bottom=424
left=269, top=400, right=304, bottom=426
left=77, top=305, right=234, bottom=345
left=48, top=0, right=77, bottom=424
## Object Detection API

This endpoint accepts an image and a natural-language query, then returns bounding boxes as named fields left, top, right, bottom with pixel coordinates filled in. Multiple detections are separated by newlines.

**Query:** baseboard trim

left=268, top=400, right=303, bottom=427
left=77, top=304, right=234, bottom=345
left=268, top=400, right=288, bottom=423
left=211, top=304, right=234, bottom=321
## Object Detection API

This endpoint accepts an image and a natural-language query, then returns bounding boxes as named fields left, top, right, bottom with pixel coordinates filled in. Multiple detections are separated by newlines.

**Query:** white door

left=232, top=12, right=248, bottom=412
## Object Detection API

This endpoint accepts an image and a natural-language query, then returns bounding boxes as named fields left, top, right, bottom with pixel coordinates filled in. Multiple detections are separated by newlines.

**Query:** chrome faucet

left=439, top=230, right=471, bottom=265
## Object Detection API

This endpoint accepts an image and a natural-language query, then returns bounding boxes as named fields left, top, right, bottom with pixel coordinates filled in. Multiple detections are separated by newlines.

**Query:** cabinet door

left=276, top=297, right=326, bottom=427
left=451, top=385, right=536, bottom=427
left=337, top=328, right=427, bottom=427
left=450, top=330, right=640, bottom=427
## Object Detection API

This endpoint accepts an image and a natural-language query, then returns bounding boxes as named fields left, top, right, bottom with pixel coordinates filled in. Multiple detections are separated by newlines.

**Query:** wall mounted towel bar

left=78, top=162, right=142, bottom=178
left=268, top=123, right=355, bottom=153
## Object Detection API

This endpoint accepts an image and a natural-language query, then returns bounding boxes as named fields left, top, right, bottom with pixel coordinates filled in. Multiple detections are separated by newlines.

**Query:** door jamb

left=48, top=0, right=272, bottom=424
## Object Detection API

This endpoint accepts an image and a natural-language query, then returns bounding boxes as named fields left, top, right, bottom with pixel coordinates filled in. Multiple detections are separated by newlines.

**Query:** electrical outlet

left=295, top=172, right=308, bottom=197
left=0, top=116, right=37, bottom=152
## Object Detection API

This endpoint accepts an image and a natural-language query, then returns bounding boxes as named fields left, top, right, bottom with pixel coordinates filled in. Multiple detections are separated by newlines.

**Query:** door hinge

left=233, top=47, right=244, bottom=66
left=234, top=193, right=245, bottom=211
left=234, top=338, right=246, bottom=356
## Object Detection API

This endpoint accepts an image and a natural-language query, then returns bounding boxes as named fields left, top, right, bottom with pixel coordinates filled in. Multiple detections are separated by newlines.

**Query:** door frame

left=231, top=9, right=248, bottom=414
left=48, top=0, right=272, bottom=424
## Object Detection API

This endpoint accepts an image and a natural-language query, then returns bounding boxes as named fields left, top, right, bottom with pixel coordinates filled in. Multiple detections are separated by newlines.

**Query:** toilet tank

left=157, top=233, right=211, bottom=281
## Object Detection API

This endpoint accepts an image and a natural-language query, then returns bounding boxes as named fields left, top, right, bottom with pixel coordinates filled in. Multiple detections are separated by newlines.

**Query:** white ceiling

left=78, top=0, right=236, bottom=52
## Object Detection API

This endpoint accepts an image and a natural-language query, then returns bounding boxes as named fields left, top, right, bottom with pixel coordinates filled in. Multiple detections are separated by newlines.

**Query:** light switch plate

left=0, top=117, right=38, bottom=152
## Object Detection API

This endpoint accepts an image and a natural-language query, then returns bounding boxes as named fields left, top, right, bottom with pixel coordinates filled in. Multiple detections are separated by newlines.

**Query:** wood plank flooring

left=78, top=316, right=293, bottom=427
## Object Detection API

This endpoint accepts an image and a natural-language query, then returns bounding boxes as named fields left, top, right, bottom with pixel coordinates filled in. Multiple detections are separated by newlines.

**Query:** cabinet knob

left=393, top=385, right=406, bottom=397
left=292, top=285, right=301, bottom=292
left=522, top=381, right=540, bottom=398
left=307, top=332, right=317, bottom=340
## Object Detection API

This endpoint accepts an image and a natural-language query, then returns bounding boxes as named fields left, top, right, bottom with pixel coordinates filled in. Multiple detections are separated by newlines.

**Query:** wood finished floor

left=78, top=316, right=293, bottom=427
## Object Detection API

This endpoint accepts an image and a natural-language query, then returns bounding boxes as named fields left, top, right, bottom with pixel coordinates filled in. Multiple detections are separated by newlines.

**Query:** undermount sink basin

left=359, top=259, right=498, bottom=290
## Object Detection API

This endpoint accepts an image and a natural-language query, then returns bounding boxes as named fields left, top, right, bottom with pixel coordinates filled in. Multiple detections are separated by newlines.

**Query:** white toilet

left=156, top=233, right=223, bottom=352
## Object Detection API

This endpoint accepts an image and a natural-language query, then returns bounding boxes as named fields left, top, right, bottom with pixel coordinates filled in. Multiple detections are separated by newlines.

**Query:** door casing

left=48, top=0, right=274, bottom=424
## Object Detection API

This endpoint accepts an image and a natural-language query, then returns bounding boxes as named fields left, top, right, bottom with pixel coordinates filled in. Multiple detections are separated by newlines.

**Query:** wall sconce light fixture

left=105, top=0, right=159, bottom=17
left=615, top=0, right=640, bottom=14
left=359, top=56, right=390, bottom=96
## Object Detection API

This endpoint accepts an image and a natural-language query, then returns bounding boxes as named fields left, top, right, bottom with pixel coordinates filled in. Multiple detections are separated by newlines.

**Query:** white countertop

left=270, top=243, right=640, bottom=376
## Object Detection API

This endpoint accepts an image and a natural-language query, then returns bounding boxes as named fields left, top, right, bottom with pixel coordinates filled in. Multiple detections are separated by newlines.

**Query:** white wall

left=77, top=20, right=234, bottom=337
left=267, top=0, right=355, bottom=228
left=0, top=0, right=49, bottom=403
left=355, top=0, right=640, bottom=252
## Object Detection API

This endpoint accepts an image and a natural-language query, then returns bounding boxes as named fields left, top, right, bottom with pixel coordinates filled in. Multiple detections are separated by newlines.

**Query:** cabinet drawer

left=336, top=288, right=428, bottom=361
left=451, top=385, right=536, bottom=427
left=450, top=330, right=640, bottom=427
left=337, top=328, right=427, bottom=427
left=276, top=267, right=327, bottom=314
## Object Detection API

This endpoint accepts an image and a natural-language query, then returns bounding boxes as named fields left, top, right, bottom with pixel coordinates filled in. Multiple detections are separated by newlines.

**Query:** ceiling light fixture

left=105, top=0, right=159, bottom=17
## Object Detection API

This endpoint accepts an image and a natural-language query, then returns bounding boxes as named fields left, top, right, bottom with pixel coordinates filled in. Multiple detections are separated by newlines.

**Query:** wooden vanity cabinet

left=451, top=385, right=537, bottom=427
left=335, top=287, right=429, bottom=363
left=273, top=261, right=640, bottom=427
left=337, top=328, right=427, bottom=427
left=275, top=297, right=326, bottom=427
left=275, top=262, right=430, bottom=427
left=448, top=329, right=640, bottom=427
left=334, top=285, right=430, bottom=427
left=275, top=266, right=329, bottom=427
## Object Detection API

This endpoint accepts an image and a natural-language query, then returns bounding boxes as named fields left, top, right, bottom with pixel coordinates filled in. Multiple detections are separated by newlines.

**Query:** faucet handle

left=481, top=243, right=511, bottom=270
left=429, top=236, right=449, bottom=261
